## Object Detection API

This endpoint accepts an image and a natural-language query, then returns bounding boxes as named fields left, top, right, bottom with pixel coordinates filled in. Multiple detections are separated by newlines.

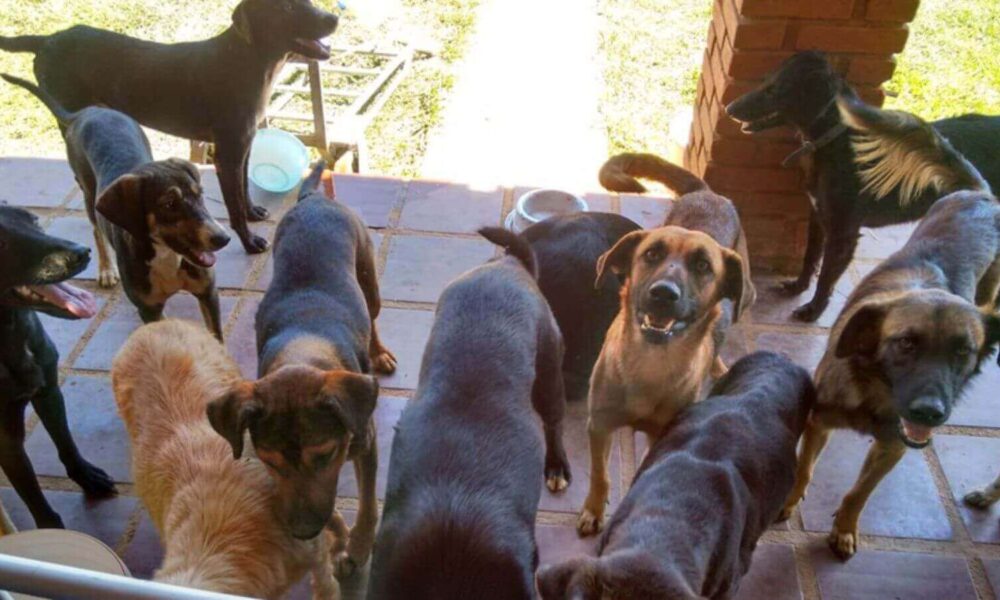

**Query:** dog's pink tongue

left=196, top=251, right=217, bottom=268
left=901, top=419, right=934, bottom=444
left=31, top=283, right=97, bottom=318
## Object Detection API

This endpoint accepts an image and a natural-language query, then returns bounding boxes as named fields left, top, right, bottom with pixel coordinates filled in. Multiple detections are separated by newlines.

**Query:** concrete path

left=420, top=0, right=607, bottom=192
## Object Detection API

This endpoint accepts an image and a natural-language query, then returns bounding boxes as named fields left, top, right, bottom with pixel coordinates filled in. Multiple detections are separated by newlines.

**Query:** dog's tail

left=297, top=160, right=328, bottom=201
left=598, top=152, right=708, bottom=195
left=478, top=226, right=537, bottom=278
left=0, top=35, right=45, bottom=54
left=837, top=94, right=991, bottom=204
left=1, top=73, right=74, bottom=125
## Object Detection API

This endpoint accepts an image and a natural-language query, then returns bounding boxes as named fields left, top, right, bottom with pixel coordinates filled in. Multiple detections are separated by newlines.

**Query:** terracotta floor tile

left=949, top=358, right=1000, bottom=429
left=749, top=275, right=851, bottom=328
left=536, top=522, right=598, bottom=566
left=934, top=434, right=1000, bottom=543
left=335, top=174, right=404, bottom=228
left=380, top=234, right=495, bottom=303
left=225, top=296, right=261, bottom=379
left=736, top=544, right=801, bottom=600
left=619, top=193, right=671, bottom=229
left=582, top=192, right=614, bottom=214
left=0, top=157, right=77, bottom=208
left=213, top=224, right=274, bottom=289
left=810, top=544, right=976, bottom=600
left=75, top=295, right=238, bottom=371
left=374, top=307, right=435, bottom=391
left=798, top=431, right=952, bottom=541
left=337, top=395, right=407, bottom=500
left=0, top=487, right=136, bottom=546
left=399, top=181, right=503, bottom=233
left=752, top=332, right=829, bottom=374
left=24, top=375, right=133, bottom=484
left=856, top=224, right=916, bottom=262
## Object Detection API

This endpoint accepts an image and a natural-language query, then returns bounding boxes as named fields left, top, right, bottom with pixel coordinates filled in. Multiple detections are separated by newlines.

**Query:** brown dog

left=208, top=164, right=393, bottom=579
left=112, top=320, right=339, bottom=599
left=578, top=154, right=753, bottom=535
left=781, top=191, right=1000, bottom=559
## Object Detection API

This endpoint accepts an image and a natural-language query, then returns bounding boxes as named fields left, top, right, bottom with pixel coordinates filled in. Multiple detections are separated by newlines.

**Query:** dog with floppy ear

left=3, top=73, right=230, bottom=339
left=209, top=162, right=394, bottom=579
left=781, top=190, right=1000, bottom=560
left=577, top=160, right=752, bottom=536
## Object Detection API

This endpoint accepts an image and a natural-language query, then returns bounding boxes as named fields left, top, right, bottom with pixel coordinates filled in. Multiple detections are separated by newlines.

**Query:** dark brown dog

left=208, top=163, right=395, bottom=577
left=4, top=74, right=229, bottom=339
left=538, top=352, right=814, bottom=600
left=0, top=0, right=339, bottom=254
left=577, top=153, right=754, bottom=536
left=367, top=227, right=571, bottom=600
left=781, top=191, right=1000, bottom=559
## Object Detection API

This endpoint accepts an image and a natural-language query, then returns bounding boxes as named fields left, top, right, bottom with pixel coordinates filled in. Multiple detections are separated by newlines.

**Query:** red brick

left=703, top=164, right=800, bottom=192
left=726, top=50, right=794, bottom=80
left=856, top=85, right=887, bottom=107
left=737, top=0, right=855, bottom=19
left=709, top=138, right=800, bottom=167
left=847, top=56, right=897, bottom=84
left=721, top=0, right=787, bottom=50
left=795, top=24, right=909, bottom=54
left=751, top=192, right=811, bottom=214
left=720, top=80, right=759, bottom=105
left=866, top=0, right=920, bottom=22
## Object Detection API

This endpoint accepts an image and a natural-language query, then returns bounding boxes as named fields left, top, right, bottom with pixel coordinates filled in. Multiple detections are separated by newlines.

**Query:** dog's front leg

left=778, top=416, right=830, bottom=521
left=778, top=210, right=823, bottom=295
left=196, top=287, right=224, bottom=342
left=311, top=530, right=340, bottom=600
left=336, top=442, right=378, bottom=578
left=793, top=229, right=859, bottom=322
left=0, top=400, right=63, bottom=528
left=577, top=418, right=614, bottom=536
left=964, top=470, right=1000, bottom=509
left=215, top=134, right=268, bottom=254
left=828, top=437, right=905, bottom=560
left=241, top=148, right=269, bottom=223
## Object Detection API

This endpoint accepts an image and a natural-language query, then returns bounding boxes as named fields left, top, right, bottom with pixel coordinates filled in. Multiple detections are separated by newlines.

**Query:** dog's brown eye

left=696, top=259, right=711, bottom=274
left=955, top=345, right=973, bottom=358
left=313, top=451, right=333, bottom=468
left=896, top=337, right=916, bottom=353
left=643, top=248, right=664, bottom=263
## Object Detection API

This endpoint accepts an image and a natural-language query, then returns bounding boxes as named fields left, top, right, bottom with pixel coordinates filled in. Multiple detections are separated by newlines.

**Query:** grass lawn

left=598, top=0, right=1000, bottom=157
left=0, top=0, right=478, bottom=178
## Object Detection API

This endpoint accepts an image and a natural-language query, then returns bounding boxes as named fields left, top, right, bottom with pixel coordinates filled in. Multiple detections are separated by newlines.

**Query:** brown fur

left=111, top=320, right=339, bottom=599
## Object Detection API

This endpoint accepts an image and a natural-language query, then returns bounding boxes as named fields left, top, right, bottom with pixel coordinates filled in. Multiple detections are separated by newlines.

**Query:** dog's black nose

left=322, top=13, right=338, bottom=30
left=209, top=231, right=231, bottom=250
left=649, top=281, right=681, bottom=303
left=908, top=397, right=947, bottom=426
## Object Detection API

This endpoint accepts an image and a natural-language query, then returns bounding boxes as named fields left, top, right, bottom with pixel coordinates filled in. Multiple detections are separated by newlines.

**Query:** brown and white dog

left=112, top=320, right=339, bottom=599
left=578, top=154, right=754, bottom=535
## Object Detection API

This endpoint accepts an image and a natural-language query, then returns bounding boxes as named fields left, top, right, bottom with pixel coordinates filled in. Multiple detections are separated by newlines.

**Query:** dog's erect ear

left=298, top=161, right=328, bottom=201
left=536, top=558, right=600, bottom=600
left=719, top=247, right=747, bottom=323
left=232, top=1, right=254, bottom=45
left=96, top=174, right=147, bottom=239
left=323, top=371, right=378, bottom=437
left=836, top=303, right=887, bottom=359
left=595, top=230, right=646, bottom=289
left=207, top=382, right=260, bottom=459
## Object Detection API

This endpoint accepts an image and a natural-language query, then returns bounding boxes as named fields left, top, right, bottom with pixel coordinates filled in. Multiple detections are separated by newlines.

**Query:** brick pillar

left=686, top=0, right=920, bottom=272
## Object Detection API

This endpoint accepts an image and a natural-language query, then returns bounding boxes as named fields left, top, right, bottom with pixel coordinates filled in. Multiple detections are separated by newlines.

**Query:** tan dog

left=577, top=161, right=752, bottom=535
left=112, top=320, right=339, bottom=599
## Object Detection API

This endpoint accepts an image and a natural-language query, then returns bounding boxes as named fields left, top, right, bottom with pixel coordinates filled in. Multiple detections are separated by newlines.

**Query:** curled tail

left=297, top=160, right=328, bottom=201
left=1, top=73, right=74, bottom=125
left=478, top=226, right=537, bottom=278
left=837, top=94, right=991, bottom=204
left=599, top=152, right=708, bottom=195
left=0, top=35, right=45, bottom=54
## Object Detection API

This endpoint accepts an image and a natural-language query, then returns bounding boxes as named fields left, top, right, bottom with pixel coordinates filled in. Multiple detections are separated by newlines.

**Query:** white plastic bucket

left=248, top=129, right=310, bottom=193
left=506, top=188, right=589, bottom=233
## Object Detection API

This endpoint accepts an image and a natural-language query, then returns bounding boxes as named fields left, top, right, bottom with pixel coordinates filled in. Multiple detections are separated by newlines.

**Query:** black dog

left=726, top=51, right=1000, bottom=322
left=4, top=74, right=230, bottom=339
left=0, top=205, right=116, bottom=528
left=0, top=0, right=339, bottom=254
left=367, top=228, right=572, bottom=600
left=522, top=212, right=641, bottom=400
left=537, top=352, right=814, bottom=600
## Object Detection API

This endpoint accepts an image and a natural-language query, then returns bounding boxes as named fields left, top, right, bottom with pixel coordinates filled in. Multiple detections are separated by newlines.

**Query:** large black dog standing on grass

left=727, top=51, right=1000, bottom=322
left=0, top=0, right=339, bottom=254
left=0, top=205, right=116, bottom=529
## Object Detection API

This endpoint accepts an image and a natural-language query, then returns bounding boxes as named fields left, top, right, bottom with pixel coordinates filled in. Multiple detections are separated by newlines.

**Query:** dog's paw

left=546, top=472, right=569, bottom=493
left=576, top=509, right=604, bottom=537
left=791, top=301, right=824, bottom=322
left=333, top=551, right=360, bottom=579
left=247, top=204, right=270, bottom=222
left=775, top=278, right=809, bottom=296
left=241, top=233, right=270, bottom=254
left=68, top=461, right=117, bottom=499
left=545, top=456, right=571, bottom=493
left=97, top=266, right=120, bottom=288
left=828, top=527, right=858, bottom=560
left=371, top=348, right=398, bottom=375
left=964, top=489, right=998, bottom=509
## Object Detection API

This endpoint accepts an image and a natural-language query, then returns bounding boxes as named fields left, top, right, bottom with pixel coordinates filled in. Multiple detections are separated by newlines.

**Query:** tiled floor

left=3, top=155, right=1000, bottom=599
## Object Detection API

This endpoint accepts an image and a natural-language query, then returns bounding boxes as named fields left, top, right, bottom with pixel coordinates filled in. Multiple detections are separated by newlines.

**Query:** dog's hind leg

left=779, top=416, right=831, bottom=521
left=30, top=350, right=116, bottom=499
left=532, top=319, right=571, bottom=493
left=963, top=471, right=1000, bottom=508
left=829, top=437, right=905, bottom=560
left=0, top=400, right=63, bottom=528
left=793, top=229, right=860, bottom=322
left=356, top=234, right=396, bottom=374
left=335, top=443, right=378, bottom=578
left=779, top=210, right=824, bottom=295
